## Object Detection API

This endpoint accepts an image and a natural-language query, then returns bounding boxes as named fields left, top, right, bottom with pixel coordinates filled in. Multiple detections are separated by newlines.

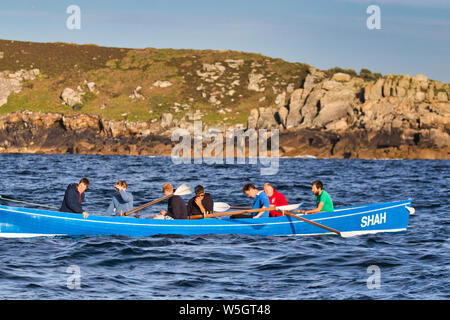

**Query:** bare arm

left=301, top=202, right=324, bottom=215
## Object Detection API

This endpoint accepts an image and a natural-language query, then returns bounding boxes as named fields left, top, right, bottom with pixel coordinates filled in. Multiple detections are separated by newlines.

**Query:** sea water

left=0, top=154, right=448, bottom=299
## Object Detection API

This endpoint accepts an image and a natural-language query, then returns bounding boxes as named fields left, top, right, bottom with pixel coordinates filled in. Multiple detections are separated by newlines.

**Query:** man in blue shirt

left=242, top=183, right=271, bottom=218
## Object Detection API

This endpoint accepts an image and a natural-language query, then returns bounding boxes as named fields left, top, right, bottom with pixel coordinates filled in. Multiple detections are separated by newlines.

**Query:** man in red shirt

left=263, top=183, right=288, bottom=217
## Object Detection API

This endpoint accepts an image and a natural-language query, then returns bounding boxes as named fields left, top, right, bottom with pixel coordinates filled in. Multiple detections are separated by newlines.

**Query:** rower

left=106, top=180, right=133, bottom=216
left=59, top=177, right=90, bottom=219
left=263, top=183, right=288, bottom=217
left=187, top=185, right=214, bottom=218
left=151, top=183, right=188, bottom=220
left=241, top=183, right=270, bottom=219
left=298, top=180, right=334, bottom=214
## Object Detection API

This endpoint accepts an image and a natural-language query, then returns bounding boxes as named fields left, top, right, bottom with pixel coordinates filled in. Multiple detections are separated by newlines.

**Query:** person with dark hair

left=106, top=180, right=134, bottom=216
left=187, top=185, right=214, bottom=217
left=298, top=180, right=334, bottom=214
left=60, top=177, right=90, bottom=218
left=242, top=183, right=270, bottom=219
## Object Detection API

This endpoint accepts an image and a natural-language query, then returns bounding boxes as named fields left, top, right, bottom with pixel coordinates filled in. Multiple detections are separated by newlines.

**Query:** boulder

left=86, top=81, right=98, bottom=93
left=303, top=68, right=326, bottom=90
left=248, top=73, right=266, bottom=92
left=415, top=91, right=426, bottom=102
left=153, top=81, right=173, bottom=88
left=225, top=59, right=244, bottom=69
left=256, top=107, right=278, bottom=129
left=0, top=73, right=22, bottom=106
left=331, top=72, right=351, bottom=82
left=130, top=86, right=145, bottom=100
left=285, top=88, right=307, bottom=128
left=247, top=108, right=259, bottom=129
left=61, top=88, right=84, bottom=108
left=364, top=78, right=384, bottom=101
left=437, top=92, right=448, bottom=102
left=275, top=92, right=286, bottom=106
left=161, top=113, right=173, bottom=129
left=413, top=74, right=428, bottom=82
left=277, top=106, right=289, bottom=128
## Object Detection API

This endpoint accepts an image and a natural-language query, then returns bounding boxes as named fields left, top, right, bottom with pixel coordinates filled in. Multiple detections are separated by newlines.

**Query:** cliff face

left=0, top=112, right=173, bottom=155
left=0, top=39, right=449, bottom=159
left=249, top=70, right=450, bottom=159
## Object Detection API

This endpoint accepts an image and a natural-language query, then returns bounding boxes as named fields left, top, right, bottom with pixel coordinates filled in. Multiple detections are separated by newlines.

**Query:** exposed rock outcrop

left=0, top=111, right=172, bottom=155
left=0, top=69, right=40, bottom=106
left=248, top=68, right=450, bottom=158
left=61, top=87, right=85, bottom=108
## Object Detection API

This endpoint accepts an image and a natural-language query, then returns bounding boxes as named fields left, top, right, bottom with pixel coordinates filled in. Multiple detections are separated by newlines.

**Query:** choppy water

left=0, top=154, right=448, bottom=299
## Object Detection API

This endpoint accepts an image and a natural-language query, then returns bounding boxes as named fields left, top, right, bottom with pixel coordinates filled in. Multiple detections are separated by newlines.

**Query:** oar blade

left=174, top=184, right=194, bottom=196
left=213, top=202, right=231, bottom=213
left=276, top=202, right=303, bottom=211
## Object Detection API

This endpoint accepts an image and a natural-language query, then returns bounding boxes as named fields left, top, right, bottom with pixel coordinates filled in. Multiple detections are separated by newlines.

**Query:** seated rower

left=106, top=180, right=133, bottom=216
left=241, top=183, right=270, bottom=219
left=298, top=180, right=334, bottom=214
left=152, top=183, right=188, bottom=220
left=187, top=185, right=214, bottom=217
left=263, top=183, right=288, bottom=217
left=60, top=177, right=90, bottom=219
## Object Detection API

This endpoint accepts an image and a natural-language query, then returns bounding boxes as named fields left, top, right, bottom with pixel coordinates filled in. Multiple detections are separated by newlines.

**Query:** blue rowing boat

left=0, top=200, right=413, bottom=238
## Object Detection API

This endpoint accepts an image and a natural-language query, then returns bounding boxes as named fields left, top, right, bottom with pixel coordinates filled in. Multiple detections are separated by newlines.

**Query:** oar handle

left=284, top=211, right=341, bottom=236
left=189, top=207, right=277, bottom=220
left=124, top=194, right=173, bottom=216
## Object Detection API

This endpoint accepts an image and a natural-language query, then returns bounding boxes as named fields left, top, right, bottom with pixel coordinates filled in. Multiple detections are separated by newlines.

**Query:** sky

left=1, top=0, right=449, bottom=82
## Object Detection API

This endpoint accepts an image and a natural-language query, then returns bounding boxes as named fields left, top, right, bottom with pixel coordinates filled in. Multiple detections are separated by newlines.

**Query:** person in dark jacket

left=60, top=178, right=90, bottom=219
left=187, top=185, right=214, bottom=217
left=151, top=183, right=187, bottom=220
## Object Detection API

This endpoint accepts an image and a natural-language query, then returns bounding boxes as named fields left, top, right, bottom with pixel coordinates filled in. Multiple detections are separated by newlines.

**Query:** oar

left=0, top=195, right=59, bottom=210
left=124, top=184, right=193, bottom=216
left=189, top=203, right=302, bottom=220
left=213, top=202, right=231, bottom=213
left=283, top=211, right=342, bottom=236
left=213, top=202, right=252, bottom=212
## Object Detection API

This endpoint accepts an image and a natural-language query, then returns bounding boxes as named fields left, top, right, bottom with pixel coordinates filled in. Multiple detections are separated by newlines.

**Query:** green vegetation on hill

left=0, top=39, right=383, bottom=125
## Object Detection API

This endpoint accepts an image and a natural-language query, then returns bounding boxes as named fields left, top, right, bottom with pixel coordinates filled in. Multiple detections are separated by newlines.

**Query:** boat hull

left=0, top=200, right=412, bottom=238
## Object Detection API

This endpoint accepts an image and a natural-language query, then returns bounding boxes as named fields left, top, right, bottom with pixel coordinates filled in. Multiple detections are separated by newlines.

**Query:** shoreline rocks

left=0, top=110, right=448, bottom=159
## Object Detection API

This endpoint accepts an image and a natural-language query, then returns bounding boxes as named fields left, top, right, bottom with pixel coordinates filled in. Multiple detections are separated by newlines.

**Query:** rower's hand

left=82, top=212, right=89, bottom=219
left=160, top=210, right=167, bottom=215
left=253, top=212, right=263, bottom=219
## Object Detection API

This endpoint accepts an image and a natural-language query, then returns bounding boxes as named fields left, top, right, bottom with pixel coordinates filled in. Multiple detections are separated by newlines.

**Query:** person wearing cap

left=106, top=180, right=134, bottom=216
left=263, top=183, right=288, bottom=217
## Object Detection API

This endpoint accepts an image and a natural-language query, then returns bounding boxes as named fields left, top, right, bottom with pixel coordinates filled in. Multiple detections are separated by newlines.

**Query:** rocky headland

left=0, top=39, right=448, bottom=159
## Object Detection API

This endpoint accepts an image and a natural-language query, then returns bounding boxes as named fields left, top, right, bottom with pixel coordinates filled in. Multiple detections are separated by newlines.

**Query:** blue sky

left=1, top=0, right=449, bottom=82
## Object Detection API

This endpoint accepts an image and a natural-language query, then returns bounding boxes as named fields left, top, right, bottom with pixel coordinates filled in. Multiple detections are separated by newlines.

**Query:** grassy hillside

left=0, top=39, right=313, bottom=125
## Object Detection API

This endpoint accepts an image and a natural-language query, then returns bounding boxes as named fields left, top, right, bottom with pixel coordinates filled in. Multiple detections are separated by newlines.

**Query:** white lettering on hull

left=361, top=212, right=386, bottom=228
